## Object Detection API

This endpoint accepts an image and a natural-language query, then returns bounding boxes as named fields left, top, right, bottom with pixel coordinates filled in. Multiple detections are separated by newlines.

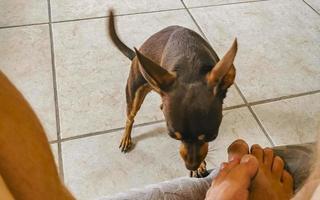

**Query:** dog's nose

left=185, top=162, right=201, bottom=171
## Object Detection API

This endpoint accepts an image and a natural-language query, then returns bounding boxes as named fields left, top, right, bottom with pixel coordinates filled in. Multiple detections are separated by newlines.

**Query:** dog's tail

left=108, top=10, right=136, bottom=60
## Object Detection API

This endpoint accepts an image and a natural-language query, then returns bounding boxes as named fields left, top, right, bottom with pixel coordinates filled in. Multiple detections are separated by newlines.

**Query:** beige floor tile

left=183, top=0, right=258, bottom=8
left=62, top=107, right=270, bottom=199
left=50, top=0, right=183, bottom=22
left=252, top=93, right=320, bottom=146
left=53, top=10, right=243, bottom=138
left=0, top=0, right=48, bottom=27
left=225, top=85, right=244, bottom=108
left=0, top=25, right=57, bottom=141
left=207, top=107, right=271, bottom=168
left=305, top=0, right=320, bottom=13
left=62, top=123, right=182, bottom=200
left=190, top=0, right=320, bottom=102
left=50, top=143, right=59, bottom=169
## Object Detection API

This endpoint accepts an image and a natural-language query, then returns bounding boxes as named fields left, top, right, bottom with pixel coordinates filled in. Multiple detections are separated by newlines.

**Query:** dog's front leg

left=120, top=83, right=151, bottom=152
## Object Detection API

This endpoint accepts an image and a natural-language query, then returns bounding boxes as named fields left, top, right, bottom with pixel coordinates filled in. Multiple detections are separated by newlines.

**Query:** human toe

left=227, top=139, right=249, bottom=161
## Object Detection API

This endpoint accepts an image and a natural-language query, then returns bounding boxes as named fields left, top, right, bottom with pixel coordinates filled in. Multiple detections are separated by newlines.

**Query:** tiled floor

left=0, top=0, right=319, bottom=199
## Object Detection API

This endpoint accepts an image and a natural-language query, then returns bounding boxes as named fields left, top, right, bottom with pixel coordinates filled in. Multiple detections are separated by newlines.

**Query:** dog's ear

left=134, top=48, right=176, bottom=93
left=206, top=38, right=237, bottom=95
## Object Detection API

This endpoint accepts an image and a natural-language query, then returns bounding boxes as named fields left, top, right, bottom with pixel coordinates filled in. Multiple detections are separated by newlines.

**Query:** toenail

left=274, top=156, right=284, bottom=163
left=241, top=156, right=251, bottom=163
left=220, top=162, right=228, bottom=169
left=252, top=144, right=260, bottom=149
left=229, top=156, right=241, bottom=163
left=241, top=155, right=257, bottom=164
left=251, top=144, right=262, bottom=151
left=264, top=147, right=272, bottom=152
left=234, top=139, right=246, bottom=145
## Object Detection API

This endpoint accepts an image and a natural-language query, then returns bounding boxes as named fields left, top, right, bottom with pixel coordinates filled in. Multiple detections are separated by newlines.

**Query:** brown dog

left=108, top=11, right=237, bottom=177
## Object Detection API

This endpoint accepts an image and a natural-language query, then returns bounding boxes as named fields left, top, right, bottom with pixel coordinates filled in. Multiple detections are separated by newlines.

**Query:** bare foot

left=205, top=139, right=258, bottom=200
left=249, top=144, right=294, bottom=200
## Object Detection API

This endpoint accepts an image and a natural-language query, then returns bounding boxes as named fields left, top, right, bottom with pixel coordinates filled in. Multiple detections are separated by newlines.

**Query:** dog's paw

left=190, top=161, right=209, bottom=178
left=119, top=135, right=132, bottom=153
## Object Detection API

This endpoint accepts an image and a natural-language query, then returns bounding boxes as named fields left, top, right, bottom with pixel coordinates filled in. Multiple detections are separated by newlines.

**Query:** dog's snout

left=179, top=142, right=208, bottom=170
left=185, top=162, right=201, bottom=171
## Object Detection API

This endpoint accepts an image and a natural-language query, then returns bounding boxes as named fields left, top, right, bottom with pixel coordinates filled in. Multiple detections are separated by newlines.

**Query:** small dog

left=108, top=10, right=237, bottom=177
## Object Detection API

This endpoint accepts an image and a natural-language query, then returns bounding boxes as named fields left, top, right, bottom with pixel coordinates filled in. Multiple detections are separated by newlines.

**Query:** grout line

left=0, top=22, right=48, bottom=29
left=60, top=119, right=166, bottom=143
left=234, top=84, right=275, bottom=146
left=51, top=7, right=186, bottom=24
left=47, top=0, right=65, bottom=181
left=248, top=89, right=320, bottom=107
left=56, top=87, right=320, bottom=144
left=49, top=140, right=59, bottom=144
left=58, top=103, right=257, bottom=143
left=302, top=0, right=320, bottom=16
left=51, top=15, right=109, bottom=24
left=0, top=8, right=185, bottom=29
left=186, top=0, right=271, bottom=10
left=224, top=104, right=247, bottom=110
left=180, top=0, right=208, bottom=40
left=59, top=104, right=246, bottom=143
left=57, top=87, right=320, bottom=144
left=0, top=0, right=271, bottom=30
left=61, top=128, right=126, bottom=143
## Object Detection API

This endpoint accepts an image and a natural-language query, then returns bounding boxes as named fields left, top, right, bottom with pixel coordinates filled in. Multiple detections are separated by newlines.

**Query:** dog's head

left=134, top=39, right=237, bottom=170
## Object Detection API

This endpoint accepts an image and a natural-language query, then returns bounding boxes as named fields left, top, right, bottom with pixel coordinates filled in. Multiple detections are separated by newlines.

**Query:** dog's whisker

left=206, top=153, right=220, bottom=160
left=208, top=148, right=217, bottom=153
left=206, top=155, right=214, bottom=160
left=169, top=154, right=176, bottom=159
left=168, top=152, right=178, bottom=159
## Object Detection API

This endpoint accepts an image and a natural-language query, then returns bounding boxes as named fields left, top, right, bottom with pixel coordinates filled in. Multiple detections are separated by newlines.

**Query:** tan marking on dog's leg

left=175, top=132, right=182, bottom=140
left=120, top=84, right=152, bottom=152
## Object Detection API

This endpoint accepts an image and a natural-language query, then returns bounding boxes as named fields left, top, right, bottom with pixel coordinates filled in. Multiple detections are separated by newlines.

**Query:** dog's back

left=108, top=11, right=221, bottom=84
left=144, top=26, right=219, bottom=83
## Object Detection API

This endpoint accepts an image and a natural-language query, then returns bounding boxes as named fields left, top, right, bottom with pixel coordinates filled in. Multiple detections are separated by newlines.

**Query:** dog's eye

left=204, top=134, right=218, bottom=142
left=168, top=131, right=182, bottom=140
left=198, top=134, right=205, bottom=141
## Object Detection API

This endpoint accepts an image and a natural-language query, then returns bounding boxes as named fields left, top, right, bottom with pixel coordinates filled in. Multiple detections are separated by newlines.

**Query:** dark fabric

left=273, top=143, right=315, bottom=191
